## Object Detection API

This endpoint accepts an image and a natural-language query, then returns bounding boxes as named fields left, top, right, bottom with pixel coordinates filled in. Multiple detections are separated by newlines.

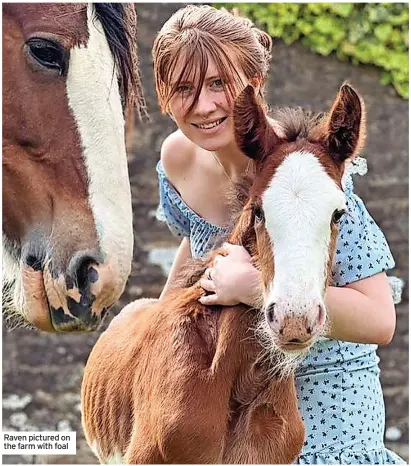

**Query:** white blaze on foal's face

left=233, top=83, right=365, bottom=354
left=262, top=150, right=346, bottom=312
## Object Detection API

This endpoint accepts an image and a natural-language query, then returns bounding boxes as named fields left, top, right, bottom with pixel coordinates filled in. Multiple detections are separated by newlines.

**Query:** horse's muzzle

left=265, top=301, right=327, bottom=351
left=21, top=253, right=119, bottom=332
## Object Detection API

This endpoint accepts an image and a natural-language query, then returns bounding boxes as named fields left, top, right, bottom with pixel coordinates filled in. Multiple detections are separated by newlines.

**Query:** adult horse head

left=3, top=3, right=146, bottom=332
left=233, top=82, right=365, bottom=356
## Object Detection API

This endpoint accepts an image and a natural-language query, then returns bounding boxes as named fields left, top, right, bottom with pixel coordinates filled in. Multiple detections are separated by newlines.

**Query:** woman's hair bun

left=253, top=28, right=272, bottom=54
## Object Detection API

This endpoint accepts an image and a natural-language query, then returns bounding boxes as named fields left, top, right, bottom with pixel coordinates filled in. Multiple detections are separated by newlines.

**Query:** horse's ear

left=233, top=85, right=280, bottom=162
left=325, top=83, right=366, bottom=163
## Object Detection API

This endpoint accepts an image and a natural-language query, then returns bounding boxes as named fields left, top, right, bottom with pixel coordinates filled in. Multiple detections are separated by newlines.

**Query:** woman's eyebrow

left=170, top=79, right=193, bottom=86
left=205, top=74, right=221, bottom=81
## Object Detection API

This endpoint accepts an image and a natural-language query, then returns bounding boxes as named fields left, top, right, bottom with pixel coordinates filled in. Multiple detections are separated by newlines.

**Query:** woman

left=153, top=5, right=404, bottom=464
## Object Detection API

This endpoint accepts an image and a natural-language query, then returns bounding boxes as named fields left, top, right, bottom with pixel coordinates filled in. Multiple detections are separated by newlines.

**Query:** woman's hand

left=198, top=243, right=263, bottom=307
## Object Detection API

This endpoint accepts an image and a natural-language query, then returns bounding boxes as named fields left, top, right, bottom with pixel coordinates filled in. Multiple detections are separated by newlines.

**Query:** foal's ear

left=233, top=85, right=280, bottom=162
left=325, top=83, right=366, bottom=163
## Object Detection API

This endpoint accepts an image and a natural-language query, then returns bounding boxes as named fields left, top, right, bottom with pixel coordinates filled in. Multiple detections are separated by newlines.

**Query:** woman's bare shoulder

left=160, top=130, right=195, bottom=185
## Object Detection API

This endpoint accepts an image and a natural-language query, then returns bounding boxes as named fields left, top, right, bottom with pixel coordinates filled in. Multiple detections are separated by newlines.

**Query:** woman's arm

left=160, top=237, right=192, bottom=299
left=199, top=245, right=396, bottom=346
left=325, top=272, right=396, bottom=345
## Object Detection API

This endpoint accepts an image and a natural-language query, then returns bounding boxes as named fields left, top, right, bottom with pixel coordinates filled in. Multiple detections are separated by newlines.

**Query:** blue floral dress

left=156, top=159, right=405, bottom=464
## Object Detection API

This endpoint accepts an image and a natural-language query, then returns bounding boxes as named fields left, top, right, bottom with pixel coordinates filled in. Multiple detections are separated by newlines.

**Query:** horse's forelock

left=270, top=107, right=326, bottom=143
left=93, top=3, right=146, bottom=119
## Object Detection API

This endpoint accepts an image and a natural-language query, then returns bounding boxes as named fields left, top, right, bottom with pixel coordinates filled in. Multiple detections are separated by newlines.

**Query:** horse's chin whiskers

left=252, top=314, right=309, bottom=379
left=2, top=279, right=31, bottom=331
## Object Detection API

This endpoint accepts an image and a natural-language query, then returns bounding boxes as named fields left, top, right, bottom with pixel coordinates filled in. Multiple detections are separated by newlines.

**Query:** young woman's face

left=168, top=56, right=248, bottom=152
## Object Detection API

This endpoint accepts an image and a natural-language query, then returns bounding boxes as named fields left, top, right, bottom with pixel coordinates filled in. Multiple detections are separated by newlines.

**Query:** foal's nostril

left=266, top=302, right=276, bottom=323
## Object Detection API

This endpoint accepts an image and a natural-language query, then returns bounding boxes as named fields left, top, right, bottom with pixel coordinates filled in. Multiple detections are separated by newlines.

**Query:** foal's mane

left=173, top=176, right=254, bottom=289
left=93, top=4, right=147, bottom=118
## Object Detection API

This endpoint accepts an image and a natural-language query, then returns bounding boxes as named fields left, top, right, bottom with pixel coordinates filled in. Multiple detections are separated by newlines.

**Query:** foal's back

left=82, top=288, right=304, bottom=464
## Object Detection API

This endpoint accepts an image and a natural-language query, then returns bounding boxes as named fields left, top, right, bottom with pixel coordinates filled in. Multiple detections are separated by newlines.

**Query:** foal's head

left=233, top=84, right=365, bottom=356
left=2, top=4, right=145, bottom=332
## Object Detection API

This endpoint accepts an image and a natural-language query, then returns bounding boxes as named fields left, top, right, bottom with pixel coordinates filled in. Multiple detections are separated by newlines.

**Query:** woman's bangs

left=208, top=44, right=244, bottom=108
left=165, top=41, right=208, bottom=114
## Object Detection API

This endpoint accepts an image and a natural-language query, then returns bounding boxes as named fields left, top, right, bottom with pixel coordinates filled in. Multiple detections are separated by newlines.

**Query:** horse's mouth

left=280, top=341, right=313, bottom=353
left=21, top=265, right=104, bottom=332
left=22, top=266, right=54, bottom=331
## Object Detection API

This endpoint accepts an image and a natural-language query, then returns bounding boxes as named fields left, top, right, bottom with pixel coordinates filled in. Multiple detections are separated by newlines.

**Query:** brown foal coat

left=82, top=284, right=304, bottom=464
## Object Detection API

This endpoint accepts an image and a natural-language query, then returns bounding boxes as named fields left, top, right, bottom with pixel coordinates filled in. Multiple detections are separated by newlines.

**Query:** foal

left=82, top=83, right=365, bottom=463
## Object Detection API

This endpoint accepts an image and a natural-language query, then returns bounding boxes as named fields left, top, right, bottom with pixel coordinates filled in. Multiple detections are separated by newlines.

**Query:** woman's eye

left=26, top=38, right=66, bottom=74
left=177, top=84, right=192, bottom=94
left=212, top=78, right=224, bottom=89
left=332, top=208, right=346, bottom=224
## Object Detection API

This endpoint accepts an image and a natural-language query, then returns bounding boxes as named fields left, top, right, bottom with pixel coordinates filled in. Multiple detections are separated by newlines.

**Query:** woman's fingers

left=204, top=268, right=214, bottom=280
left=199, top=293, right=219, bottom=306
left=199, top=278, right=216, bottom=292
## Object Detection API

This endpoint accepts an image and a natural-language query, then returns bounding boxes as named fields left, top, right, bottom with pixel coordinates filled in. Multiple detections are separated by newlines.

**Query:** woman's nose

left=194, top=89, right=217, bottom=116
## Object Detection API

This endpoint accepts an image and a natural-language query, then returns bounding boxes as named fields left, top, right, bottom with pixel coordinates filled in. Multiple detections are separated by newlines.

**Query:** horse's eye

left=254, top=206, right=265, bottom=223
left=26, top=39, right=66, bottom=74
left=332, top=208, right=346, bottom=224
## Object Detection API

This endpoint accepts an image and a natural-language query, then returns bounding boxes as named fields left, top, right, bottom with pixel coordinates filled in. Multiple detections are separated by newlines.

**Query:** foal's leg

left=224, top=376, right=304, bottom=464
left=125, top=429, right=164, bottom=464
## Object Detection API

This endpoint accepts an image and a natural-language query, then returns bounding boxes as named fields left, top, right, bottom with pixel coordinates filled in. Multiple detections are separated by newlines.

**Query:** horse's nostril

left=266, top=302, right=276, bottom=323
left=77, top=261, right=89, bottom=290
left=25, top=254, right=43, bottom=271
left=68, top=251, right=101, bottom=291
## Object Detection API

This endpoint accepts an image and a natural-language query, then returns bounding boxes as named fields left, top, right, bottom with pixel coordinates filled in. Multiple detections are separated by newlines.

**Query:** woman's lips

left=192, top=116, right=228, bottom=134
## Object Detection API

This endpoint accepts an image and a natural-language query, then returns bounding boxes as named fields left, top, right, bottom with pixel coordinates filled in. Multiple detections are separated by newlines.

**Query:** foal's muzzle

left=265, top=300, right=327, bottom=351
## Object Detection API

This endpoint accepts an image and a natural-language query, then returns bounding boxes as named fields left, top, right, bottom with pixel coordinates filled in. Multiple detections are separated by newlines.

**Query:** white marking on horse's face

left=65, top=5, right=133, bottom=294
left=262, top=151, right=346, bottom=314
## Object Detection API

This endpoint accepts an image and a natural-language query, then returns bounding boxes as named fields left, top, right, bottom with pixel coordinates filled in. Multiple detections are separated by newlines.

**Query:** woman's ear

left=249, top=75, right=263, bottom=96
left=167, top=112, right=176, bottom=122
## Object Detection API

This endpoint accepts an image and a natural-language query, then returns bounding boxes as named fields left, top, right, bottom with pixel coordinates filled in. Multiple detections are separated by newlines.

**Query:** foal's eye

left=26, top=38, right=66, bottom=74
left=332, top=208, right=346, bottom=224
left=254, top=206, right=265, bottom=223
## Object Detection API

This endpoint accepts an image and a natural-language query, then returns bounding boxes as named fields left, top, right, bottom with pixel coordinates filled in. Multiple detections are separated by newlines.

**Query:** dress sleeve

left=156, top=161, right=191, bottom=238
left=331, top=187, right=395, bottom=287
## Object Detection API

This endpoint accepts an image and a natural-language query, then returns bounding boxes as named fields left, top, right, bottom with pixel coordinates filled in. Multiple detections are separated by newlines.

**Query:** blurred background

left=3, top=3, right=408, bottom=464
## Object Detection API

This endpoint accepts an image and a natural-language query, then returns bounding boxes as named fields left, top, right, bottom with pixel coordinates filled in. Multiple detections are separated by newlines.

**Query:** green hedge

left=215, top=3, right=409, bottom=99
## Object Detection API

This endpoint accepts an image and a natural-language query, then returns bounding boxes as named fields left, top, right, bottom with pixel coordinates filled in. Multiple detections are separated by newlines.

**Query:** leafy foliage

left=216, top=3, right=409, bottom=99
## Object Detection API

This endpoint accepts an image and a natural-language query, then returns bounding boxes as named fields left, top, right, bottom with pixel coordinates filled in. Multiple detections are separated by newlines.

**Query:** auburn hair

left=152, top=5, right=272, bottom=114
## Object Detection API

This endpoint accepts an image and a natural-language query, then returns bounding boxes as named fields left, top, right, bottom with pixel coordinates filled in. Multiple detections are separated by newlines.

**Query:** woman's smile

left=191, top=116, right=228, bottom=134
